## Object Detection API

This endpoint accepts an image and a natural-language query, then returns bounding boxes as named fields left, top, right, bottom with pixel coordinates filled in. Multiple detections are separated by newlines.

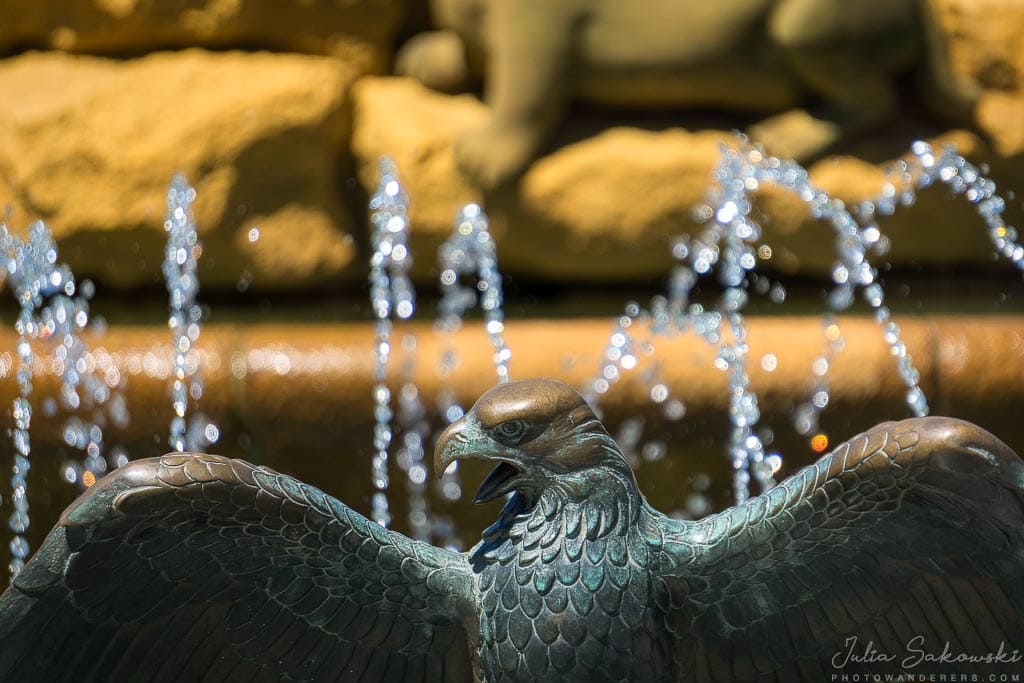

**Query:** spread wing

left=0, top=453, right=479, bottom=682
left=657, top=417, right=1024, bottom=681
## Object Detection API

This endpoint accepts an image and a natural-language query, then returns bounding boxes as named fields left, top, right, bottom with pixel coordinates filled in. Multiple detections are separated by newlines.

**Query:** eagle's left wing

left=654, top=417, right=1024, bottom=681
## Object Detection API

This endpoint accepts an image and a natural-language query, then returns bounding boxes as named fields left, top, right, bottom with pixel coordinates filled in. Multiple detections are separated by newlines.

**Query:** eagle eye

left=492, top=419, right=527, bottom=445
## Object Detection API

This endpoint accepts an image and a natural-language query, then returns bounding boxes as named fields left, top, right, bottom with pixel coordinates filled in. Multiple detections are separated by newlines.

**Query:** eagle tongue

left=473, top=462, right=520, bottom=503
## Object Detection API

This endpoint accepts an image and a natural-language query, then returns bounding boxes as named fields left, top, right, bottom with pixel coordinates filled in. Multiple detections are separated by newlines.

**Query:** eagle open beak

left=434, top=415, right=525, bottom=503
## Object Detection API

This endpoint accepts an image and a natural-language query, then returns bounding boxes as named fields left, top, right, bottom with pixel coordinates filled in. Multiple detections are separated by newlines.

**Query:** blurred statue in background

left=397, top=0, right=975, bottom=187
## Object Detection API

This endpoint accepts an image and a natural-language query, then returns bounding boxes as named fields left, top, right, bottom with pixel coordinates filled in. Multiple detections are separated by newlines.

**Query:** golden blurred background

left=2, top=0, right=1024, bottom=553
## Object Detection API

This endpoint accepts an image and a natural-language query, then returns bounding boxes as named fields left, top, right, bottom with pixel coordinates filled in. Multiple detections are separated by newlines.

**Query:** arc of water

left=436, top=202, right=510, bottom=403
left=901, top=141, right=1024, bottom=271
left=584, top=304, right=642, bottom=407
left=433, top=203, right=510, bottom=536
left=394, top=375, right=431, bottom=540
left=436, top=203, right=511, bottom=384
left=163, top=175, right=218, bottom=454
left=787, top=141, right=1024, bottom=446
left=681, top=158, right=777, bottom=502
left=670, top=139, right=1024, bottom=501
left=1, top=221, right=128, bottom=579
left=665, top=142, right=933, bottom=500
left=588, top=139, right=1022, bottom=504
left=368, top=158, right=415, bottom=528
left=3, top=225, right=37, bottom=579
left=586, top=158, right=778, bottom=502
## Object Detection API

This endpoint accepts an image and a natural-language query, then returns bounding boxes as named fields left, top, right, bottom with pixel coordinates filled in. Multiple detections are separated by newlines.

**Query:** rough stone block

left=0, top=50, right=359, bottom=291
left=352, top=77, right=1024, bottom=283
left=932, top=0, right=1024, bottom=156
left=0, top=0, right=407, bottom=75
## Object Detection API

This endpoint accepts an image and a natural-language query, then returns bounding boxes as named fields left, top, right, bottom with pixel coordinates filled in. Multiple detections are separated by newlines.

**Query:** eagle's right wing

left=0, top=453, right=479, bottom=682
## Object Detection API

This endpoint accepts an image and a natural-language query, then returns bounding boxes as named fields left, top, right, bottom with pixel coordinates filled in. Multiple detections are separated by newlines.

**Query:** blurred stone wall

left=0, top=0, right=1022, bottom=293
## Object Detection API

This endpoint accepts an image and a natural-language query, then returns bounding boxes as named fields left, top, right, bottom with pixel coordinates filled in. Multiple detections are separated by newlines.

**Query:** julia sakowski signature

left=832, top=635, right=1023, bottom=669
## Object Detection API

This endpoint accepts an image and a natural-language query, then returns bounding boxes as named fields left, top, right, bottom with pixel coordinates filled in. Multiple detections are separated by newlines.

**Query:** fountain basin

left=2, top=313, right=1020, bottom=448
left=2, top=312, right=1023, bottom=572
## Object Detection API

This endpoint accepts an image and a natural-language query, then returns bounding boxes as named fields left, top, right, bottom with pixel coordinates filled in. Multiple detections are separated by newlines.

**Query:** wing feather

left=658, top=417, right=1024, bottom=680
left=0, top=453, right=479, bottom=682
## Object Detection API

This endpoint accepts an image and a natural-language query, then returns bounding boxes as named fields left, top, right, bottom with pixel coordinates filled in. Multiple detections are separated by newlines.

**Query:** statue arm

left=485, top=0, right=581, bottom=128
left=455, top=0, right=585, bottom=187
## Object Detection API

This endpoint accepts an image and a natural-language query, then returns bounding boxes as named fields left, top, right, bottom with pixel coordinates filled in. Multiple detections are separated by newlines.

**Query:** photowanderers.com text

left=829, top=635, right=1022, bottom=681
left=830, top=675, right=1021, bottom=682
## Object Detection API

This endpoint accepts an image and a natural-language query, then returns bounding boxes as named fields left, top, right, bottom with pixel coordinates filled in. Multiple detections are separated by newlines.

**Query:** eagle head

left=434, top=378, right=635, bottom=505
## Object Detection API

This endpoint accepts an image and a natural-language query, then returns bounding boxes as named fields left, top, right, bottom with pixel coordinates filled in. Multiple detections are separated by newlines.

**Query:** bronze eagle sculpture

left=1, top=378, right=1023, bottom=681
